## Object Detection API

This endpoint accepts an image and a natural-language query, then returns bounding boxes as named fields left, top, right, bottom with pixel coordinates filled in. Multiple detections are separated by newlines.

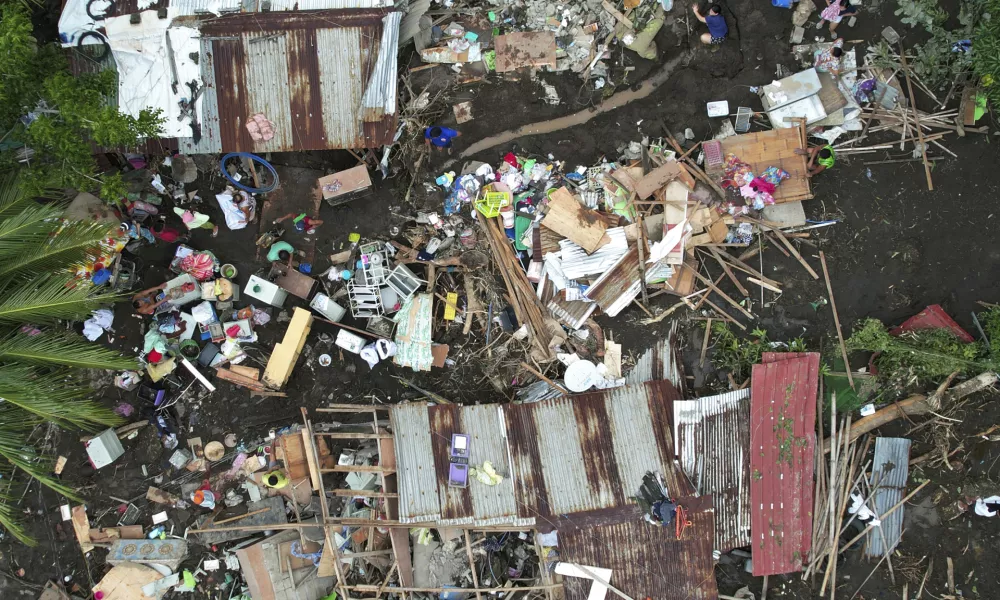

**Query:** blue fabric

left=706, top=14, right=728, bottom=39
left=426, top=127, right=459, bottom=147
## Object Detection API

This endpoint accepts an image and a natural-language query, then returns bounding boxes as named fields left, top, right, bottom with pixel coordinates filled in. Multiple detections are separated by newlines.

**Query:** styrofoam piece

left=85, top=428, right=125, bottom=469
left=564, top=360, right=598, bottom=392
left=335, top=330, right=366, bottom=354
left=310, top=292, right=347, bottom=322
left=707, top=100, right=730, bottom=117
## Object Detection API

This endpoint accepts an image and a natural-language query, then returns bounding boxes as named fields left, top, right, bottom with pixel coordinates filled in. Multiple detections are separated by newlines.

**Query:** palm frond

left=0, top=219, right=117, bottom=280
left=0, top=476, right=35, bottom=545
left=0, top=330, right=137, bottom=370
left=0, top=364, right=121, bottom=429
left=0, top=202, right=69, bottom=262
left=0, top=439, right=79, bottom=501
left=0, top=274, right=123, bottom=325
left=0, top=173, right=36, bottom=221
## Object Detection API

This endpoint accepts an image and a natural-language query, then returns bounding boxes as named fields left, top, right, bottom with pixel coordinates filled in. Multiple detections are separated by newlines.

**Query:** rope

left=219, top=152, right=280, bottom=194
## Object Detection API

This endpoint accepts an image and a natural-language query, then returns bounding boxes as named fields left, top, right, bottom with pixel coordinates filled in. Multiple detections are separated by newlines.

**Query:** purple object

left=448, top=463, right=469, bottom=488
left=450, top=433, right=470, bottom=460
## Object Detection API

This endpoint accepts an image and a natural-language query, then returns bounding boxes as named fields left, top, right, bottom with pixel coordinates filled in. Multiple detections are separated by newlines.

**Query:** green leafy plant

left=0, top=174, right=137, bottom=544
left=0, top=2, right=163, bottom=201
left=893, top=0, right=986, bottom=92
left=708, top=323, right=808, bottom=383
left=846, top=317, right=997, bottom=389
left=974, top=1, right=1000, bottom=105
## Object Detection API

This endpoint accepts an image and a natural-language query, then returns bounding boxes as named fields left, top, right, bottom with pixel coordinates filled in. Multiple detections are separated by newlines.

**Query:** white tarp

left=104, top=11, right=202, bottom=138
left=58, top=0, right=109, bottom=46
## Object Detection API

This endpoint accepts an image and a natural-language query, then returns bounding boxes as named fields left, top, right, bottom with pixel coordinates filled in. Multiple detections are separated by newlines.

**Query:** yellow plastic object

left=475, top=191, right=510, bottom=218
left=348, top=232, right=361, bottom=244
left=444, top=292, right=459, bottom=321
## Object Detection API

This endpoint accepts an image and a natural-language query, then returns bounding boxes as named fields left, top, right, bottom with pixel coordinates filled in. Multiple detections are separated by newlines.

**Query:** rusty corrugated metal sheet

left=503, top=381, right=691, bottom=521
left=584, top=245, right=641, bottom=317
left=391, top=402, right=530, bottom=527
left=196, top=8, right=396, bottom=152
left=866, top=437, right=911, bottom=557
left=749, top=352, right=819, bottom=575
left=559, top=497, right=719, bottom=600
left=674, top=389, right=751, bottom=552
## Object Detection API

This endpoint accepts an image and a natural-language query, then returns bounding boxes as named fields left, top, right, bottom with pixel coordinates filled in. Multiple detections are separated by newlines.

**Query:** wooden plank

left=634, top=161, right=684, bottom=199
left=71, top=506, right=93, bottom=553
left=317, top=404, right=390, bottom=412
left=602, top=0, right=633, bottom=27
left=321, top=466, right=396, bottom=473
left=301, top=428, right=322, bottom=491
left=331, top=489, right=399, bottom=498
left=216, top=367, right=270, bottom=391
left=541, top=186, right=610, bottom=253
left=229, top=364, right=260, bottom=380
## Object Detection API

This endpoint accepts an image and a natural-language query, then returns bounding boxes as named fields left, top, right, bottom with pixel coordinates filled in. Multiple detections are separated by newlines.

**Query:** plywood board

left=542, top=187, right=610, bottom=253
left=71, top=506, right=93, bottom=553
left=494, top=32, right=557, bottom=72
left=635, top=161, right=689, bottom=199
left=720, top=128, right=813, bottom=204
left=318, top=164, right=372, bottom=201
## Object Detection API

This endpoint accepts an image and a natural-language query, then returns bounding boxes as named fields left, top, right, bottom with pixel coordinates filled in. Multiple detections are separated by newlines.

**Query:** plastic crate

left=475, top=191, right=510, bottom=218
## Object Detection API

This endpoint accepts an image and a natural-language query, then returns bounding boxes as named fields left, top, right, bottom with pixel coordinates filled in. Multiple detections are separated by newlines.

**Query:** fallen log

left=823, top=372, right=997, bottom=452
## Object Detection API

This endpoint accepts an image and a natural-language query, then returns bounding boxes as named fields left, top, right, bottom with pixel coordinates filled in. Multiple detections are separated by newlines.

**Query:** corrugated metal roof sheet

left=178, top=38, right=222, bottom=154
left=361, top=12, right=400, bottom=120
left=866, top=437, right=911, bottom=557
left=194, top=9, right=397, bottom=152
left=105, top=0, right=391, bottom=18
left=674, top=389, right=751, bottom=552
left=584, top=246, right=642, bottom=317
left=390, top=402, right=531, bottom=527
left=624, top=323, right=685, bottom=394
left=391, top=402, right=441, bottom=523
left=559, top=497, right=719, bottom=600
left=555, top=227, right=628, bottom=280
left=749, top=352, right=819, bottom=575
left=503, top=380, right=691, bottom=522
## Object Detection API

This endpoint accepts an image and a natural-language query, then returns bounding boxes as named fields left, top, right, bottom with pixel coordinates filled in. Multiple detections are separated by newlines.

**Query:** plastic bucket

left=180, top=339, right=200, bottom=358
left=772, top=0, right=792, bottom=8
left=220, top=263, right=238, bottom=279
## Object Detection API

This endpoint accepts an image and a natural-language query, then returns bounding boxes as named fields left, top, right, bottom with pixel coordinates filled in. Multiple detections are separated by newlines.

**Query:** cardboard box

left=85, top=428, right=125, bottom=469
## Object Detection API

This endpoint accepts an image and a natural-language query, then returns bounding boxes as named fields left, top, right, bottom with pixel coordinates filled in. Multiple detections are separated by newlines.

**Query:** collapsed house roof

left=674, top=389, right=752, bottom=553
left=391, top=380, right=690, bottom=528
left=61, top=3, right=401, bottom=153
left=559, top=499, right=719, bottom=600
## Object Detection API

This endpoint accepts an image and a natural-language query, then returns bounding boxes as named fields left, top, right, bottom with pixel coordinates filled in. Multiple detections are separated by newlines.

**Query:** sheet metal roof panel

left=459, top=404, right=528, bottom=526
left=242, top=32, right=295, bottom=153
left=559, top=497, right=719, bottom=600
left=504, top=381, right=688, bottom=520
left=390, top=402, right=441, bottom=523
left=360, top=11, right=400, bottom=119
left=317, top=26, right=367, bottom=149
left=625, top=325, right=685, bottom=393
left=584, top=246, right=641, bottom=317
left=428, top=404, right=471, bottom=521
left=867, top=437, right=911, bottom=557
left=749, top=353, right=819, bottom=575
left=178, top=38, right=222, bottom=154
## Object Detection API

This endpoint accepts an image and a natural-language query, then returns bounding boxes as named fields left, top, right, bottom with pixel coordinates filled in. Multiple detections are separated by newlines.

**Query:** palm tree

left=0, top=174, right=137, bottom=544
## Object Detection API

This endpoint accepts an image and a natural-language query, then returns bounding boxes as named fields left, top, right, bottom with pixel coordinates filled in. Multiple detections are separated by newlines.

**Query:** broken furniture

left=244, top=274, right=288, bottom=308
left=269, top=261, right=317, bottom=300
left=262, top=307, right=313, bottom=389
left=760, top=68, right=827, bottom=128
left=718, top=127, right=814, bottom=204
left=318, top=164, right=373, bottom=207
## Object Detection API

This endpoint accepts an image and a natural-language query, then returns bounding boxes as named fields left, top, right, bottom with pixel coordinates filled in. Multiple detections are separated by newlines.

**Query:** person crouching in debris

left=267, top=239, right=305, bottom=265
left=692, top=4, right=728, bottom=46
left=424, top=126, right=461, bottom=154
left=797, top=144, right=837, bottom=176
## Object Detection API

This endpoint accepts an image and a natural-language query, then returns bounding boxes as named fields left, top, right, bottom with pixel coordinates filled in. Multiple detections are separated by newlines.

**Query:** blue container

left=772, top=0, right=792, bottom=7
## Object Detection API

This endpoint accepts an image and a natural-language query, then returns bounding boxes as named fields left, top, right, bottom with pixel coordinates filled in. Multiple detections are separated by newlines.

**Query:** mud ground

left=5, top=0, right=1000, bottom=597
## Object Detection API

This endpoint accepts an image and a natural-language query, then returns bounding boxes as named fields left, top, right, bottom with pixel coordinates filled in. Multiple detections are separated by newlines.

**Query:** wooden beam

left=520, top=361, right=569, bottom=396
left=706, top=247, right=750, bottom=297
left=819, top=251, right=854, bottom=390
left=331, top=489, right=399, bottom=498
left=316, top=404, right=390, bottom=412
left=464, top=530, right=483, bottom=600
left=690, top=269, right=755, bottom=320
left=897, top=46, right=935, bottom=190
left=315, top=432, right=394, bottom=439
left=322, top=465, right=396, bottom=474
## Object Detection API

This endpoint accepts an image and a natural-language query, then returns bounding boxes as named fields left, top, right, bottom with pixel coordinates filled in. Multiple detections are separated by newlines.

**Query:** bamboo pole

left=820, top=251, right=854, bottom=389
left=898, top=45, right=934, bottom=190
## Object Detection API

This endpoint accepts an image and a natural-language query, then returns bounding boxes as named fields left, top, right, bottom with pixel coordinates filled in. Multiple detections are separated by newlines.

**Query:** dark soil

left=6, top=0, right=1000, bottom=597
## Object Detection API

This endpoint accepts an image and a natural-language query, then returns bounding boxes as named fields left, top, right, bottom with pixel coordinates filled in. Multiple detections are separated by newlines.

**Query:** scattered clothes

left=975, top=496, right=1000, bottom=517
left=179, top=252, right=217, bottom=281
left=83, top=309, right=115, bottom=341
left=848, top=493, right=875, bottom=521
left=290, top=541, right=323, bottom=567
left=470, top=461, right=503, bottom=486
left=174, top=207, right=214, bottom=231
left=245, top=113, right=276, bottom=142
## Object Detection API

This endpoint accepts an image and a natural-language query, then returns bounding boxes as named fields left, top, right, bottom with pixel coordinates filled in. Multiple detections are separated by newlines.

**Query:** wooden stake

left=838, top=480, right=930, bottom=553
left=464, top=531, right=483, bottom=600
left=898, top=45, right=934, bottom=190
left=916, top=559, right=933, bottom=599
left=690, top=269, right=754, bottom=320
left=819, top=251, right=854, bottom=389
left=946, top=557, right=955, bottom=594
left=702, top=297, right=747, bottom=331
left=761, top=575, right=768, bottom=600
left=700, top=319, right=712, bottom=367
left=706, top=247, right=750, bottom=297
left=636, top=216, right=650, bottom=306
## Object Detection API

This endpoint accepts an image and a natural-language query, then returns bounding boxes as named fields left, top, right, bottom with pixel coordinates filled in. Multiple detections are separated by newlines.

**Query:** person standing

left=424, top=126, right=462, bottom=154
left=173, top=207, right=219, bottom=237
left=693, top=4, right=728, bottom=46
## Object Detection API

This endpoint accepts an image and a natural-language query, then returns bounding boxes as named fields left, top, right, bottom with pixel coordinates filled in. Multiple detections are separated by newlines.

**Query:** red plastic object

left=889, top=304, right=974, bottom=343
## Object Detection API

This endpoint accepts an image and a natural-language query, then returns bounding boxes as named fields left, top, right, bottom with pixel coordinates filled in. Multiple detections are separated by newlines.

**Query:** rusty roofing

left=674, top=389, right=752, bottom=553
left=625, top=322, right=685, bottom=395
left=583, top=245, right=642, bottom=317
left=503, top=380, right=691, bottom=525
left=391, top=402, right=531, bottom=527
left=559, top=497, right=719, bottom=600
left=200, top=10, right=398, bottom=152
left=749, top=352, right=819, bottom=575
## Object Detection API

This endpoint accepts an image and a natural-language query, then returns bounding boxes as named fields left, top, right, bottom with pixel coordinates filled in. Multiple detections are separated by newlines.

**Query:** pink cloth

left=179, top=252, right=216, bottom=281
left=246, top=113, right=276, bottom=142
left=821, top=1, right=843, bottom=22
